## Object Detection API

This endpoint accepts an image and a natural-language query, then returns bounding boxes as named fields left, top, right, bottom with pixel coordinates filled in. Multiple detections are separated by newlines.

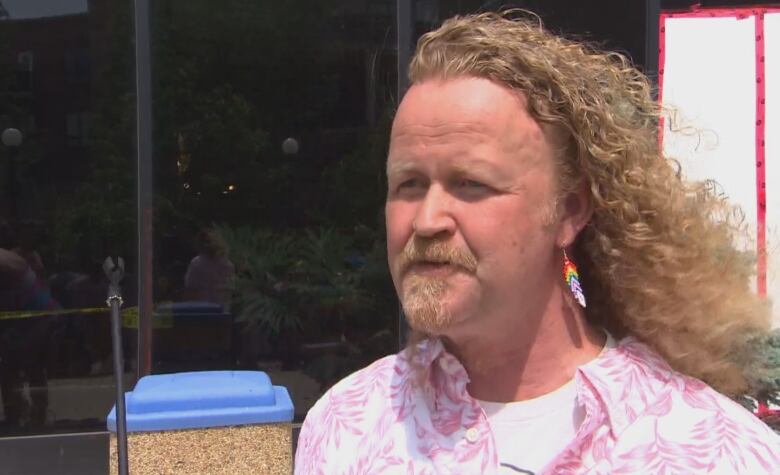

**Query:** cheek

left=459, top=202, right=538, bottom=262
left=385, top=202, right=414, bottom=257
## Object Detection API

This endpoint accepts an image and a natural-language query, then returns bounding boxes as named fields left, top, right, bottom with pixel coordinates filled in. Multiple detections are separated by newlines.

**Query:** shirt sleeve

left=718, top=419, right=780, bottom=473
left=294, top=395, right=328, bottom=475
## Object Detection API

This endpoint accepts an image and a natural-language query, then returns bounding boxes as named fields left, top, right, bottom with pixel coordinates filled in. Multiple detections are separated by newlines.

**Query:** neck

left=441, top=287, right=605, bottom=402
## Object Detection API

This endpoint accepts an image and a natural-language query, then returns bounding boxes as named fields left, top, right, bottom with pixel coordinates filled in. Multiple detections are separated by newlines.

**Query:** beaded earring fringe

left=563, top=250, right=587, bottom=308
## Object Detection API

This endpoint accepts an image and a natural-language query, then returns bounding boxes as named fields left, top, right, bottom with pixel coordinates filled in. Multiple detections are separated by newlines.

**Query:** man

left=295, top=12, right=780, bottom=474
left=184, top=229, right=235, bottom=306
left=0, top=248, right=58, bottom=428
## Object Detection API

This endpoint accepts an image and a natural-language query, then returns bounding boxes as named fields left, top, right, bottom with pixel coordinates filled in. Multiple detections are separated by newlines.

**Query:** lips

left=406, top=261, right=459, bottom=277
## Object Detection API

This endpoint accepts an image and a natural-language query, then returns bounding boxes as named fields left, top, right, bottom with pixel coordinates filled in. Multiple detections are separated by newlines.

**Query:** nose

left=413, top=184, right=456, bottom=238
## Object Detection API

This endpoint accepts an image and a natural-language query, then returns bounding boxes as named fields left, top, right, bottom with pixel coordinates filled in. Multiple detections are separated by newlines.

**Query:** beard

left=401, top=274, right=452, bottom=334
left=395, top=236, right=478, bottom=334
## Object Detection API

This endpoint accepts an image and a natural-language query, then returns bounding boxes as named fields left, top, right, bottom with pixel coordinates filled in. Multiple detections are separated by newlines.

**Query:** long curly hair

left=407, top=11, right=773, bottom=396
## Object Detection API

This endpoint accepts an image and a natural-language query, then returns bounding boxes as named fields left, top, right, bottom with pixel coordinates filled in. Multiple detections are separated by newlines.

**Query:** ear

left=555, top=184, right=593, bottom=248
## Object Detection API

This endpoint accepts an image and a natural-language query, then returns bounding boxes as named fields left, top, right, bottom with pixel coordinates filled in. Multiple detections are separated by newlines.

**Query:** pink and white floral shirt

left=295, top=337, right=780, bottom=474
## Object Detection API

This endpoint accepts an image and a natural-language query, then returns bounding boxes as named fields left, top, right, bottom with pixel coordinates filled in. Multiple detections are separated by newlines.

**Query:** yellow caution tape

left=0, top=306, right=173, bottom=329
left=122, top=308, right=173, bottom=329
left=0, top=307, right=107, bottom=320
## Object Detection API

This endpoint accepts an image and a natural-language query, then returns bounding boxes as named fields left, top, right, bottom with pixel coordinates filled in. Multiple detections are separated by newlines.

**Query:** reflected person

left=0, top=248, right=57, bottom=429
left=294, top=12, right=780, bottom=474
left=184, top=229, right=235, bottom=306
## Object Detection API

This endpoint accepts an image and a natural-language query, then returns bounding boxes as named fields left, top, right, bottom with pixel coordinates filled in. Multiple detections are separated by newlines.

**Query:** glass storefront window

left=418, top=1, right=647, bottom=70
left=0, top=0, right=664, bottom=456
left=0, top=0, right=137, bottom=436
left=149, top=1, right=399, bottom=421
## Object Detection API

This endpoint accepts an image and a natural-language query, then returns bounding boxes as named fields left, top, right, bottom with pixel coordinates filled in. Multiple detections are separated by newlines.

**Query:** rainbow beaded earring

left=563, top=249, right=586, bottom=308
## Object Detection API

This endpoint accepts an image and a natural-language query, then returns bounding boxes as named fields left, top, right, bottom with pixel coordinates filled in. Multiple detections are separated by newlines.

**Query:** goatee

left=402, top=275, right=452, bottom=333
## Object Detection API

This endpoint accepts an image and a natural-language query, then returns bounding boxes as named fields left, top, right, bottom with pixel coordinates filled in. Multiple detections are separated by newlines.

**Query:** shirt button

left=464, top=427, right=479, bottom=443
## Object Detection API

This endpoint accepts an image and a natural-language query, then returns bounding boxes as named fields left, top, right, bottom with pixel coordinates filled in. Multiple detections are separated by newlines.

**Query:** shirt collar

left=576, top=338, right=630, bottom=435
left=576, top=335, right=666, bottom=436
left=409, top=332, right=640, bottom=436
left=409, top=337, right=446, bottom=368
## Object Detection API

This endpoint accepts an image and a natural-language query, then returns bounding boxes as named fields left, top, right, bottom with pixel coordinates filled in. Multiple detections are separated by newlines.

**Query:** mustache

left=398, top=238, right=478, bottom=274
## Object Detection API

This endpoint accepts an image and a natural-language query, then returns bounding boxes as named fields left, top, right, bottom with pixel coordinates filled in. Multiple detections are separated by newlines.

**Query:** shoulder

left=314, top=351, right=400, bottom=409
left=305, top=354, right=400, bottom=423
left=0, top=248, right=29, bottom=281
left=294, top=353, right=405, bottom=473
left=598, top=338, right=780, bottom=473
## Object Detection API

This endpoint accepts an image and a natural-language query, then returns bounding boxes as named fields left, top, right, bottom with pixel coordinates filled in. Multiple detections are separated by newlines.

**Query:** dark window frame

left=130, top=0, right=665, bottom=374
left=0, top=2, right=666, bottom=470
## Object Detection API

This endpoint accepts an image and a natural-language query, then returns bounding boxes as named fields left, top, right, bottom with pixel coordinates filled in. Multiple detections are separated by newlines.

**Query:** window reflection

left=0, top=0, right=136, bottom=436
left=421, top=1, right=646, bottom=69
left=0, top=0, right=684, bottom=451
left=151, top=1, right=399, bottom=420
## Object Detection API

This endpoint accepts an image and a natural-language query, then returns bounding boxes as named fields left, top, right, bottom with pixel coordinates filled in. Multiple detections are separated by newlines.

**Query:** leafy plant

left=740, top=330, right=780, bottom=401
left=213, top=225, right=301, bottom=336
left=294, top=228, right=372, bottom=319
left=730, top=329, right=780, bottom=432
left=212, top=223, right=396, bottom=386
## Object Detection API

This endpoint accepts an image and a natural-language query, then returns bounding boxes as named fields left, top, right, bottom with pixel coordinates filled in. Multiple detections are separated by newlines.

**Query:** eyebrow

left=449, top=160, right=501, bottom=177
left=386, top=160, right=416, bottom=177
left=387, top=157, right=502, bottom=176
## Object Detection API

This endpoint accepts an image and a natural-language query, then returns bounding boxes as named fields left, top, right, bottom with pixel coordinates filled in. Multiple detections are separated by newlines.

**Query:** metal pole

left=134, top=0, right=154, bottom=377
left=6, top=147, right=17, bottom=221
left=2, top=128, right=22, bottom=221
left=397, top=0, right=413, bottom=101
left=105, top=257, right=129, bottom=475
left=645, top=0, right=661, bottom=97
left=396, top=0, right=414, bottom=348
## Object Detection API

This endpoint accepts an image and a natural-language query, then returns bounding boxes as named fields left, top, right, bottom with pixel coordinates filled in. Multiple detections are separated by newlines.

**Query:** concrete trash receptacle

left=107, top=370, right=294, bottom=474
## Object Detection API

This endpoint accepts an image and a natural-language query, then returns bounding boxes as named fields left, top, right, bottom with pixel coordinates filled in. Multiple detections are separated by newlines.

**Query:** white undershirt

left=476, top=334, right=615, bottom=475
left=477, top=380, right=584, bottom=474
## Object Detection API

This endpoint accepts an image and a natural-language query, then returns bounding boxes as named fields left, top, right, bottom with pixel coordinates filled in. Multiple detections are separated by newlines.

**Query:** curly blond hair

left=408, top=11, right=772, bottom=395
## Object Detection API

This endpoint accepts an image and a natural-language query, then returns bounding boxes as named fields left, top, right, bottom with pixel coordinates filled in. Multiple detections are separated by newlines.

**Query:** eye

left=459, top=179, right=486, bottom=189
left=453, top=178, right=495, bottom=200
left=397, top=178, right=423, bottom=190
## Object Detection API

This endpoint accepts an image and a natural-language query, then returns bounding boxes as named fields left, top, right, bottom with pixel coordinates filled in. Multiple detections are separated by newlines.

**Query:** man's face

left=385, top=76, right=562, bottom=338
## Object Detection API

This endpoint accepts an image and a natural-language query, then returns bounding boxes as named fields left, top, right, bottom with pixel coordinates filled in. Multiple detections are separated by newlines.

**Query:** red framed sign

left=659, top=5, right=780, bottom=314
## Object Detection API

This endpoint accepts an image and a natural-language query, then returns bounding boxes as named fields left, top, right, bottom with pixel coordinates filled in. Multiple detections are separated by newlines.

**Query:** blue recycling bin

left=107, top=371, right=294, bottom=474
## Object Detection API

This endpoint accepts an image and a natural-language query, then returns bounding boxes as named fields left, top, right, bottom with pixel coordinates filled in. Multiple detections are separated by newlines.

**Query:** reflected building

left=0, top=0, right=117, bottom=218
left=0, top=0, right=133, bottom=443
left=0, top=0, right=661, bottom=472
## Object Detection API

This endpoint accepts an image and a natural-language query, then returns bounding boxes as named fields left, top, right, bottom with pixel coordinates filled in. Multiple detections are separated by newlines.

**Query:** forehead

left=388, top=77, right=549, bottom=167
left=391, top=77, right=531, bottom=140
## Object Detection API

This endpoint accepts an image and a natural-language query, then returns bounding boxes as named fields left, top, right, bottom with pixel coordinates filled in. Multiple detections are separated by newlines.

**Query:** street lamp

left=2, top=128, right=23, bottom=220
left=1, top=128, right=23, bottom=147
left=281, top=137, right=299, bottom=156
